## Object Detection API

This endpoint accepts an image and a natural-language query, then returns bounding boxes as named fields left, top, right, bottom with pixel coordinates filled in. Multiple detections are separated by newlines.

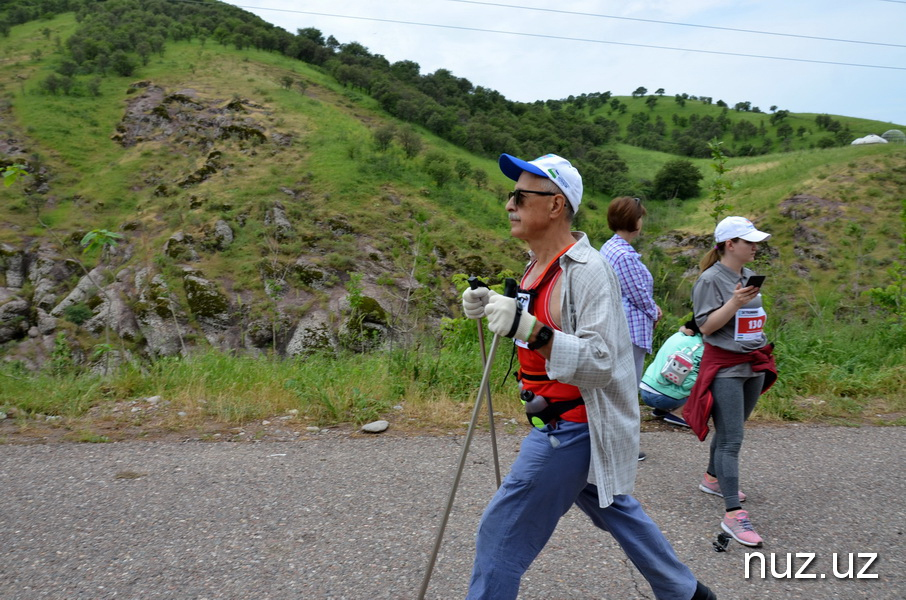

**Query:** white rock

left=362, top=420, right=389, bottom=434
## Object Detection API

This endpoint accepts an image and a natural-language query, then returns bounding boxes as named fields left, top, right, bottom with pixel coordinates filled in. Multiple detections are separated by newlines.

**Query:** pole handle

left=504, top=277, right=518, bottom=298
left=467, top=276, right=488, bottom=290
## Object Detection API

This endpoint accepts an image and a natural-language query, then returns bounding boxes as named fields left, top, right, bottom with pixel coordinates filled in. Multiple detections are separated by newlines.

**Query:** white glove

left=462, top=287, right=498, bottom=319
left=485, top=294, right=536, bottom=342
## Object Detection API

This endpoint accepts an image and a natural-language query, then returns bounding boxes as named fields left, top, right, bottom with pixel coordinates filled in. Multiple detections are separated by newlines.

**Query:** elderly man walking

left=461, top=153, right=716, bottom=600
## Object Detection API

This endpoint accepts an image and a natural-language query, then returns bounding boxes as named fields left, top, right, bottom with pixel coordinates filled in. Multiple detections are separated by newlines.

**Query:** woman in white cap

left=685, top=216, right=778, bottom=548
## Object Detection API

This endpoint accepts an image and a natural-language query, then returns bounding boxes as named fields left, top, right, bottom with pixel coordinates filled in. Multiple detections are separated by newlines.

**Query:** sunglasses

left=507, top=189, right=558, bottom=206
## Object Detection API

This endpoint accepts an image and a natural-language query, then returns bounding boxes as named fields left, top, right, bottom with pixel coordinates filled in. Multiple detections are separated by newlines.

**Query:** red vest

left=517, top=246, right=586, bottom=423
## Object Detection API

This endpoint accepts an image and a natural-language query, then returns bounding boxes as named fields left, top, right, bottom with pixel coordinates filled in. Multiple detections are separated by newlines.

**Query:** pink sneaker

left=721, top=510, right=763, bottom=547
left=699, top=475, right=746, bottom=502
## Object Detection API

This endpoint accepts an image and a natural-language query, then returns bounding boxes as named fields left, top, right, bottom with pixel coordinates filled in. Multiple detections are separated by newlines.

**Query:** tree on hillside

left=581, top=149, right=630, bottom=196
left=373, top=124, right=396, bottom=152
left=732, top=120, right=759, bottom=141
left=625, top=112, right=668, bottom=152
left=769, top=110, right=790, bottom=125
left=397, top=127, right=423, bottom=159
left=423, top=152, right=454, bottom=187
left=632, top=86, right=648, bottom=98
left=652, top=159, right=703, bottom=200
left=776, top=123, right=794, bottom=140
left=110, top=50, right=136, bottom=76
left=472, top=168, right=488, bottom=189
left=297, top=27, right=325, bottom=46
left=391, top=59, right=421, bottom=83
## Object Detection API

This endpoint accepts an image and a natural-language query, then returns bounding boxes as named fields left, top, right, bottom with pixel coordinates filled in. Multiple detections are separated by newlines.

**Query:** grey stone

left=361, top=420, right=389, bottom=433
left=0, top=298, right=29, bottom=343
left=286, top=313, right=335, bottom=357
left=1, top=243, right=25, bottom=289
left=50, top=266, right=106, bottom=317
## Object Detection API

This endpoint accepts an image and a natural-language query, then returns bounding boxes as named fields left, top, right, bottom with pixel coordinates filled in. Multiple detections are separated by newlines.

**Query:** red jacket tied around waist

left=683, top=343, right=778, bottom=441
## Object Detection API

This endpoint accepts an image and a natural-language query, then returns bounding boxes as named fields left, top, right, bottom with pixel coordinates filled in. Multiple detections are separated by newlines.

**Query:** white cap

left=498, top=153, right=583, bottom=214
left=715, top=216, right=771, bottom=243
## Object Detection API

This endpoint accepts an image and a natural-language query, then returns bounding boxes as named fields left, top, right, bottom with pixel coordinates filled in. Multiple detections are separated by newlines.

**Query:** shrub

left=653, top=159, right=704, bottom=200
left=62, top=302, right=93, bottom=325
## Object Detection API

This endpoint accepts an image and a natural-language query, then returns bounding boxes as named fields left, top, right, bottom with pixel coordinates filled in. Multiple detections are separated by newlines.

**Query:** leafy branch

left=707, top=140, right=733, bottom=223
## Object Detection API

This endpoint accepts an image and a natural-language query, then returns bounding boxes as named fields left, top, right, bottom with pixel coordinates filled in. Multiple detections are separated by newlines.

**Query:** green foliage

left=652, top=158, right=704, bottom=200
left=2, top=164, right=28, bottom=187
left=397, top=126, right=423, bottom=159
left=345, top=272, right=365, bottom=311
left=423, top=152, right=454, bottom=187
left=707, top=140, right=733, bottom=222
left=767, top=310, right=906, bottom=421
left=868, top=199, right=906, bottom=325
left=80, top=229, right=123, bottom=255
left=62, top=302, right=93, bottom=325
left=47, top=332, right=75, bottom=376
left=0, top=5, right=903, bottom=433
left=373, top=123, right=396, bottom=151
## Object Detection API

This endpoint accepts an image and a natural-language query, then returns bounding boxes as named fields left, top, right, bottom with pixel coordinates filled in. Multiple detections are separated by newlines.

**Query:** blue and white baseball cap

left=499, top=153, right=583, bottom=214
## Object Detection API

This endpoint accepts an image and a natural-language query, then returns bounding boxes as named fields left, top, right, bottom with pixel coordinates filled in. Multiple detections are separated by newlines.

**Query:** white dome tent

left=851, top=134, right=889, bottom=145
left=881, top=129, right=906, bottom=144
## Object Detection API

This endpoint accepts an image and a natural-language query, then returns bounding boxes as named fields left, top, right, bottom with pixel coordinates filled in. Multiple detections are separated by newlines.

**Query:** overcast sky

left=225, top=0, right=906, bottom=127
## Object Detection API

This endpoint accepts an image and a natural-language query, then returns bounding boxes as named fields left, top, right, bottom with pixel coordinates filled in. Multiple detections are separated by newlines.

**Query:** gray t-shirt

left=692, top=262, right=768, bottom=378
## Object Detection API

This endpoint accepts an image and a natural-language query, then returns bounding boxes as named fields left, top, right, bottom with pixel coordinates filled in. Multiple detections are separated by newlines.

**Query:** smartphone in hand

left=744, top=275, right=766, bottom=288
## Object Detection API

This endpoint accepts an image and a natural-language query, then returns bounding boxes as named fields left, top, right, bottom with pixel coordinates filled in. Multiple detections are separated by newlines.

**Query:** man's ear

left=549, top=193, right=568, bottom=219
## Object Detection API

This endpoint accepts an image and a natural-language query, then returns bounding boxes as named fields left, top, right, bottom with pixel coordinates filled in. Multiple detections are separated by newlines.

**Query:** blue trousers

left=466, top=420, right=698, bottom=600
left=641, top=388, right=687, bottom=412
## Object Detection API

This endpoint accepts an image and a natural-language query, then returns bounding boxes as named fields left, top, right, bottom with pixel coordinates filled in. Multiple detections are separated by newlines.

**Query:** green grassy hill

left=2, top=10, right=904, bottom=339
left=0, top=7, right=904, bottom=430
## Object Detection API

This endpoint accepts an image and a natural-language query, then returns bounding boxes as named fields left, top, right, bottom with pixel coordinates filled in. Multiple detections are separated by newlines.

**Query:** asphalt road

left=0, top=425, right=903, bottom=599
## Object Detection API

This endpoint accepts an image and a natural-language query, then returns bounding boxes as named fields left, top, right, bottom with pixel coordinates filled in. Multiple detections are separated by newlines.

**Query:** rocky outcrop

left=264, top=201, right=293, bottom=240
left=1, top=243, right=26, bottom=288
left=203, top=219, right=233, bottom=251
left=0, top=297, right=29, bottom=343
left=163, top=232, right=199, bottom=262
left=83, top=268, right=140, bottom=342
left=30, top=253, right=78, bottom=311
left=286, top=312, right=335, bottom=357
left=50, top=265, right=107, bottom=317
left=132, top=268, right=186, bottom=358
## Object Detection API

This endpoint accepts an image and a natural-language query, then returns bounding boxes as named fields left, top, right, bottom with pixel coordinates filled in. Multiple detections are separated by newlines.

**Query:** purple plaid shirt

left=599, top=234, right=657, bottom=352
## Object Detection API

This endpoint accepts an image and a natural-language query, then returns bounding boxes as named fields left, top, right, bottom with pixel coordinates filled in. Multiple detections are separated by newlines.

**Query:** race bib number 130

left=735, top=307, right=766, bottom=342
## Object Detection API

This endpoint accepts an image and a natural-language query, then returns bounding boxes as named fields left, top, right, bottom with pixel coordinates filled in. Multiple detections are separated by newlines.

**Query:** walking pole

left=417, top=278, right=517, bottom=600
left=468, top=276, right=501, bottom=488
